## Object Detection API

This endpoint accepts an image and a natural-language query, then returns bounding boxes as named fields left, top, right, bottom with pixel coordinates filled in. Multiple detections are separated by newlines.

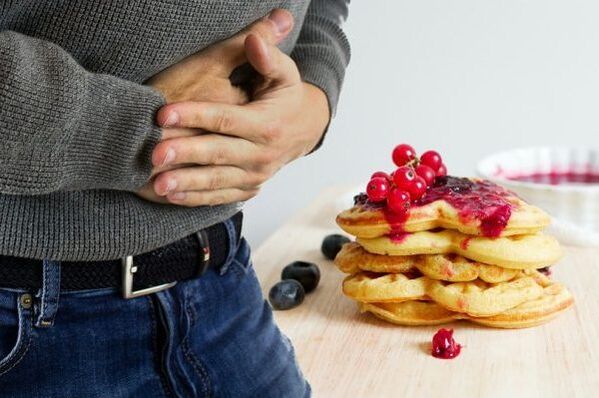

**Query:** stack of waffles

left=334, top=177, right=574, bottom=328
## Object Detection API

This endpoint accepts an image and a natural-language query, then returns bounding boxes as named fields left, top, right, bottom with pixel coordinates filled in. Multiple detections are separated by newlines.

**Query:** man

left=0, top=1, right=349, bottom=397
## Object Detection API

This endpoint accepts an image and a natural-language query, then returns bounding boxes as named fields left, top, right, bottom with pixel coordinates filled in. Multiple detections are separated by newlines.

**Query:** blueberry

left=321, top=234, right=350, bottom=260
left=281, top=261, right=321, bottom=293
left=268, top=280, right=305, bottom=310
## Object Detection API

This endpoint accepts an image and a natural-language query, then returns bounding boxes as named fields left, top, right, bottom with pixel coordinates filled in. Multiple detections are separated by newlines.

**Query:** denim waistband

left=0, top=214, right=242, bottom=329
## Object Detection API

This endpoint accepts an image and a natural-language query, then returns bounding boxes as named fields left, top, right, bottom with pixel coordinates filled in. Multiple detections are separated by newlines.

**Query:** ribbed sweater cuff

left=67, top=74, right=165, bottom=191
left=294, top=54, right=342, bottom=154
left=295, top=54, right=341, bottom=118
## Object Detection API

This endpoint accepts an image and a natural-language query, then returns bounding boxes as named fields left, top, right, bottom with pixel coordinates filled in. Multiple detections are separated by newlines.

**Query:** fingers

left=153, top=128, right=204, bottom=168
left=156, top=102, right=264, bottom=141
left=153, top=165, right=263, bottom=196
left=244, top=33, right=301, bottom=86
left=165, top=188, right=259, bottom=207
left=152, top=133, right=261, bottom=168
left=210, top=9, right=294, bottom=74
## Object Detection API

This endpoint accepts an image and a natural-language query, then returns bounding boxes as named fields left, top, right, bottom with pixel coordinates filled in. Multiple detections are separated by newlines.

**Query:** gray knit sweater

left=0, top=1, right=350, bottom=261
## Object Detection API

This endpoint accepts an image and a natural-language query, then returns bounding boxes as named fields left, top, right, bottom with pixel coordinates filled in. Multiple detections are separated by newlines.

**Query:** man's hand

left=136, top=9, right=294, bottom=204
left=146, top=9, right=293, bottom=105
left=148, top=32, right=330, bottom=207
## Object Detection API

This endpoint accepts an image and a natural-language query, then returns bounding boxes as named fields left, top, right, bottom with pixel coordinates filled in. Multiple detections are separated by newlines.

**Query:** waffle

left=469, top=282, right=574, bottom=328
left=360, top=300, right=458, bottom=326
left=342, top=272, right=428, bottom=303
left=344, top=271, right=545, bottom=316
left=357, top=230, right=562, bottom=270
left=337, top=186, right=550, bottom=239
left=335, top=175, right=573, bottom=330
left=335, top=242, right=519, bottom=283
left=425, top=276, right=543, bottom=317
left=334, top=242, right=415, bottom=275
left=359, top=282, right=573, bottom=329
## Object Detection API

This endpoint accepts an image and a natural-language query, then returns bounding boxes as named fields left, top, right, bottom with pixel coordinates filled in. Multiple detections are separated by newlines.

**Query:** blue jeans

left=0, top=218, right=310, bottom=397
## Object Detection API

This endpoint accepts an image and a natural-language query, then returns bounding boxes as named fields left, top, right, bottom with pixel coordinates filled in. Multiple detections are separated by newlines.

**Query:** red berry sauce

left=356, top=176, right=516, bottom=238
left=460, top=237, right=472, bottom=250
left=389, top=231, right=410, bottom=243
left=414, top=176, right=514, bottom=237
left=431, top=328, right=462, bottom=359
left=354, top=193, right=409, bottom=236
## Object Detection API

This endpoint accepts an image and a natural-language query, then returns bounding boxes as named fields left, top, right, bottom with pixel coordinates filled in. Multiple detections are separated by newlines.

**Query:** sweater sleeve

left=290, top=0, right=351, bottom=152
left=0, top=30, right=165, bottom=195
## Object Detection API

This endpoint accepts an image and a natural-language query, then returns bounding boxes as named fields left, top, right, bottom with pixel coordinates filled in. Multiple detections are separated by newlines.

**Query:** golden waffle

left=360, top=300, right=457, bottom=326
left=334, top=242, right=415, bottom=275
left=469, top=283, right=574, bottom=328
left=337, top=192, right=550, bottom=239
left=359, top=282, right=573, bottom=329
left=425, top=276, right=543, bottom=317
left=335, top=242, right=519, bottom=283
left=345, top=271, right=543, bottom=316
left=342, top=272, right=427, bottom=303
left=357, top=230, right=563, bottom=269
left=416, top=253, right=519, bottom=283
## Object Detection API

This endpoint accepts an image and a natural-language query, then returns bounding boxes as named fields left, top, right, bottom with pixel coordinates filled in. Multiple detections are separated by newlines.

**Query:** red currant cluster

left=366, top=144, right=447, bottom=214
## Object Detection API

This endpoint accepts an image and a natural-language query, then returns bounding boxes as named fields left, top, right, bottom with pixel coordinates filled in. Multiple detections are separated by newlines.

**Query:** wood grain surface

left=253, top=187, right=598, bottom=398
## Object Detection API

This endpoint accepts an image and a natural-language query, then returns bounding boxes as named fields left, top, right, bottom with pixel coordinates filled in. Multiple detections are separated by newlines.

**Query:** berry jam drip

left=538, top=266, right=552, bottom=277
left=431, top=328, right=462, bottom=359
left=413, top=176, right=514, bottom=237
left=356, top=176, right=516, bottom=238
left=355, top=193, right=410, bottom=235
left=508, top=172, right=599, bottom=185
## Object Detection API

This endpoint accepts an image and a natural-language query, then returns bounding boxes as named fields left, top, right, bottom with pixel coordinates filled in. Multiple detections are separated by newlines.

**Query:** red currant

left=415, top=164, right=436, bottom=186
left=392, top=166, right=416, bottom=190
left=408, top=176, right=427, bottom=200
left=371, top=171, right=391, bottom=181
left=431, top=328, right=461, bottom=359
left=387, top=187, right=411, bottom=214
left=392, top=144, right=417, bottom=167
left=366, top=177, right=390, bottom=202
left=436, top=163, right=447, bottom=177
left=420, top=150, right=443, bottom=171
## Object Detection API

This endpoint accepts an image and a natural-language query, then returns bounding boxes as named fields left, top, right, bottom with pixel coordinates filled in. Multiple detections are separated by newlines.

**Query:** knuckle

left=209, top=146, right=229, bottom=165
left=214, top=108, right=234, bottom=133
left=255, top=150, right=276, bottom=167
left=207, top=169, right=225, bottom=190
left=261, top=120, right=282, bottom=143
left=190, top=103, right=207, bottom=125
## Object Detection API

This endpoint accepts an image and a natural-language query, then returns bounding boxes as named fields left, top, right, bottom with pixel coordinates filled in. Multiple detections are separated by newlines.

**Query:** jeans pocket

left=0, top=294, right=34, bottom=378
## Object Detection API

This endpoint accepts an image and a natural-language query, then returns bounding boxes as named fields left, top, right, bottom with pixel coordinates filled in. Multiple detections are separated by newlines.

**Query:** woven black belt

left=0, top=212, right=243, bottom=298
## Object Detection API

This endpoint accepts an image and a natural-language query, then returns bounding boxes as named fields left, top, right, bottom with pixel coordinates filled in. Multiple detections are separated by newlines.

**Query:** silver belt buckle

left=122, top=256, right=177, bottom=299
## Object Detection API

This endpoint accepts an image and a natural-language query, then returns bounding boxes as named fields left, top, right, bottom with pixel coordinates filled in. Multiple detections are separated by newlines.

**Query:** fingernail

left=164, top=179, right=177, bottom=194
left=169, top=192, right=186, bottom=201
left=268, top=10, right=292, bottom=35
left=161, top=148, right=176, bottom=166
left=163, top=111, right=179, bottom=127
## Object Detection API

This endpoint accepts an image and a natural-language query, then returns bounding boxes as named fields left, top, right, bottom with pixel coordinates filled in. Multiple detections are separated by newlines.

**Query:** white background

left=244, top=0, right=597, bottom=246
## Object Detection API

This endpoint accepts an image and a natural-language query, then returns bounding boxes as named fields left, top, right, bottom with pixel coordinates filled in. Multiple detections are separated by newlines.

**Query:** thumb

left=244, top=33, right=301, bottom=86
left=211, top=9, right=294, bottom=73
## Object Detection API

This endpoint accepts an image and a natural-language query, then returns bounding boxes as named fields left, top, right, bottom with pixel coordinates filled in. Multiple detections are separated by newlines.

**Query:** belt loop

left=219, top=216, right=241, bottom=276
left=34, top=259, right=61, bottom=328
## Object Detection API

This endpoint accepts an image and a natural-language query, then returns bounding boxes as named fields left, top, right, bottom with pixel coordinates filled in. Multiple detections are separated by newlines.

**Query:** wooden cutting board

left=253, top=187, right=599, bottom=398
